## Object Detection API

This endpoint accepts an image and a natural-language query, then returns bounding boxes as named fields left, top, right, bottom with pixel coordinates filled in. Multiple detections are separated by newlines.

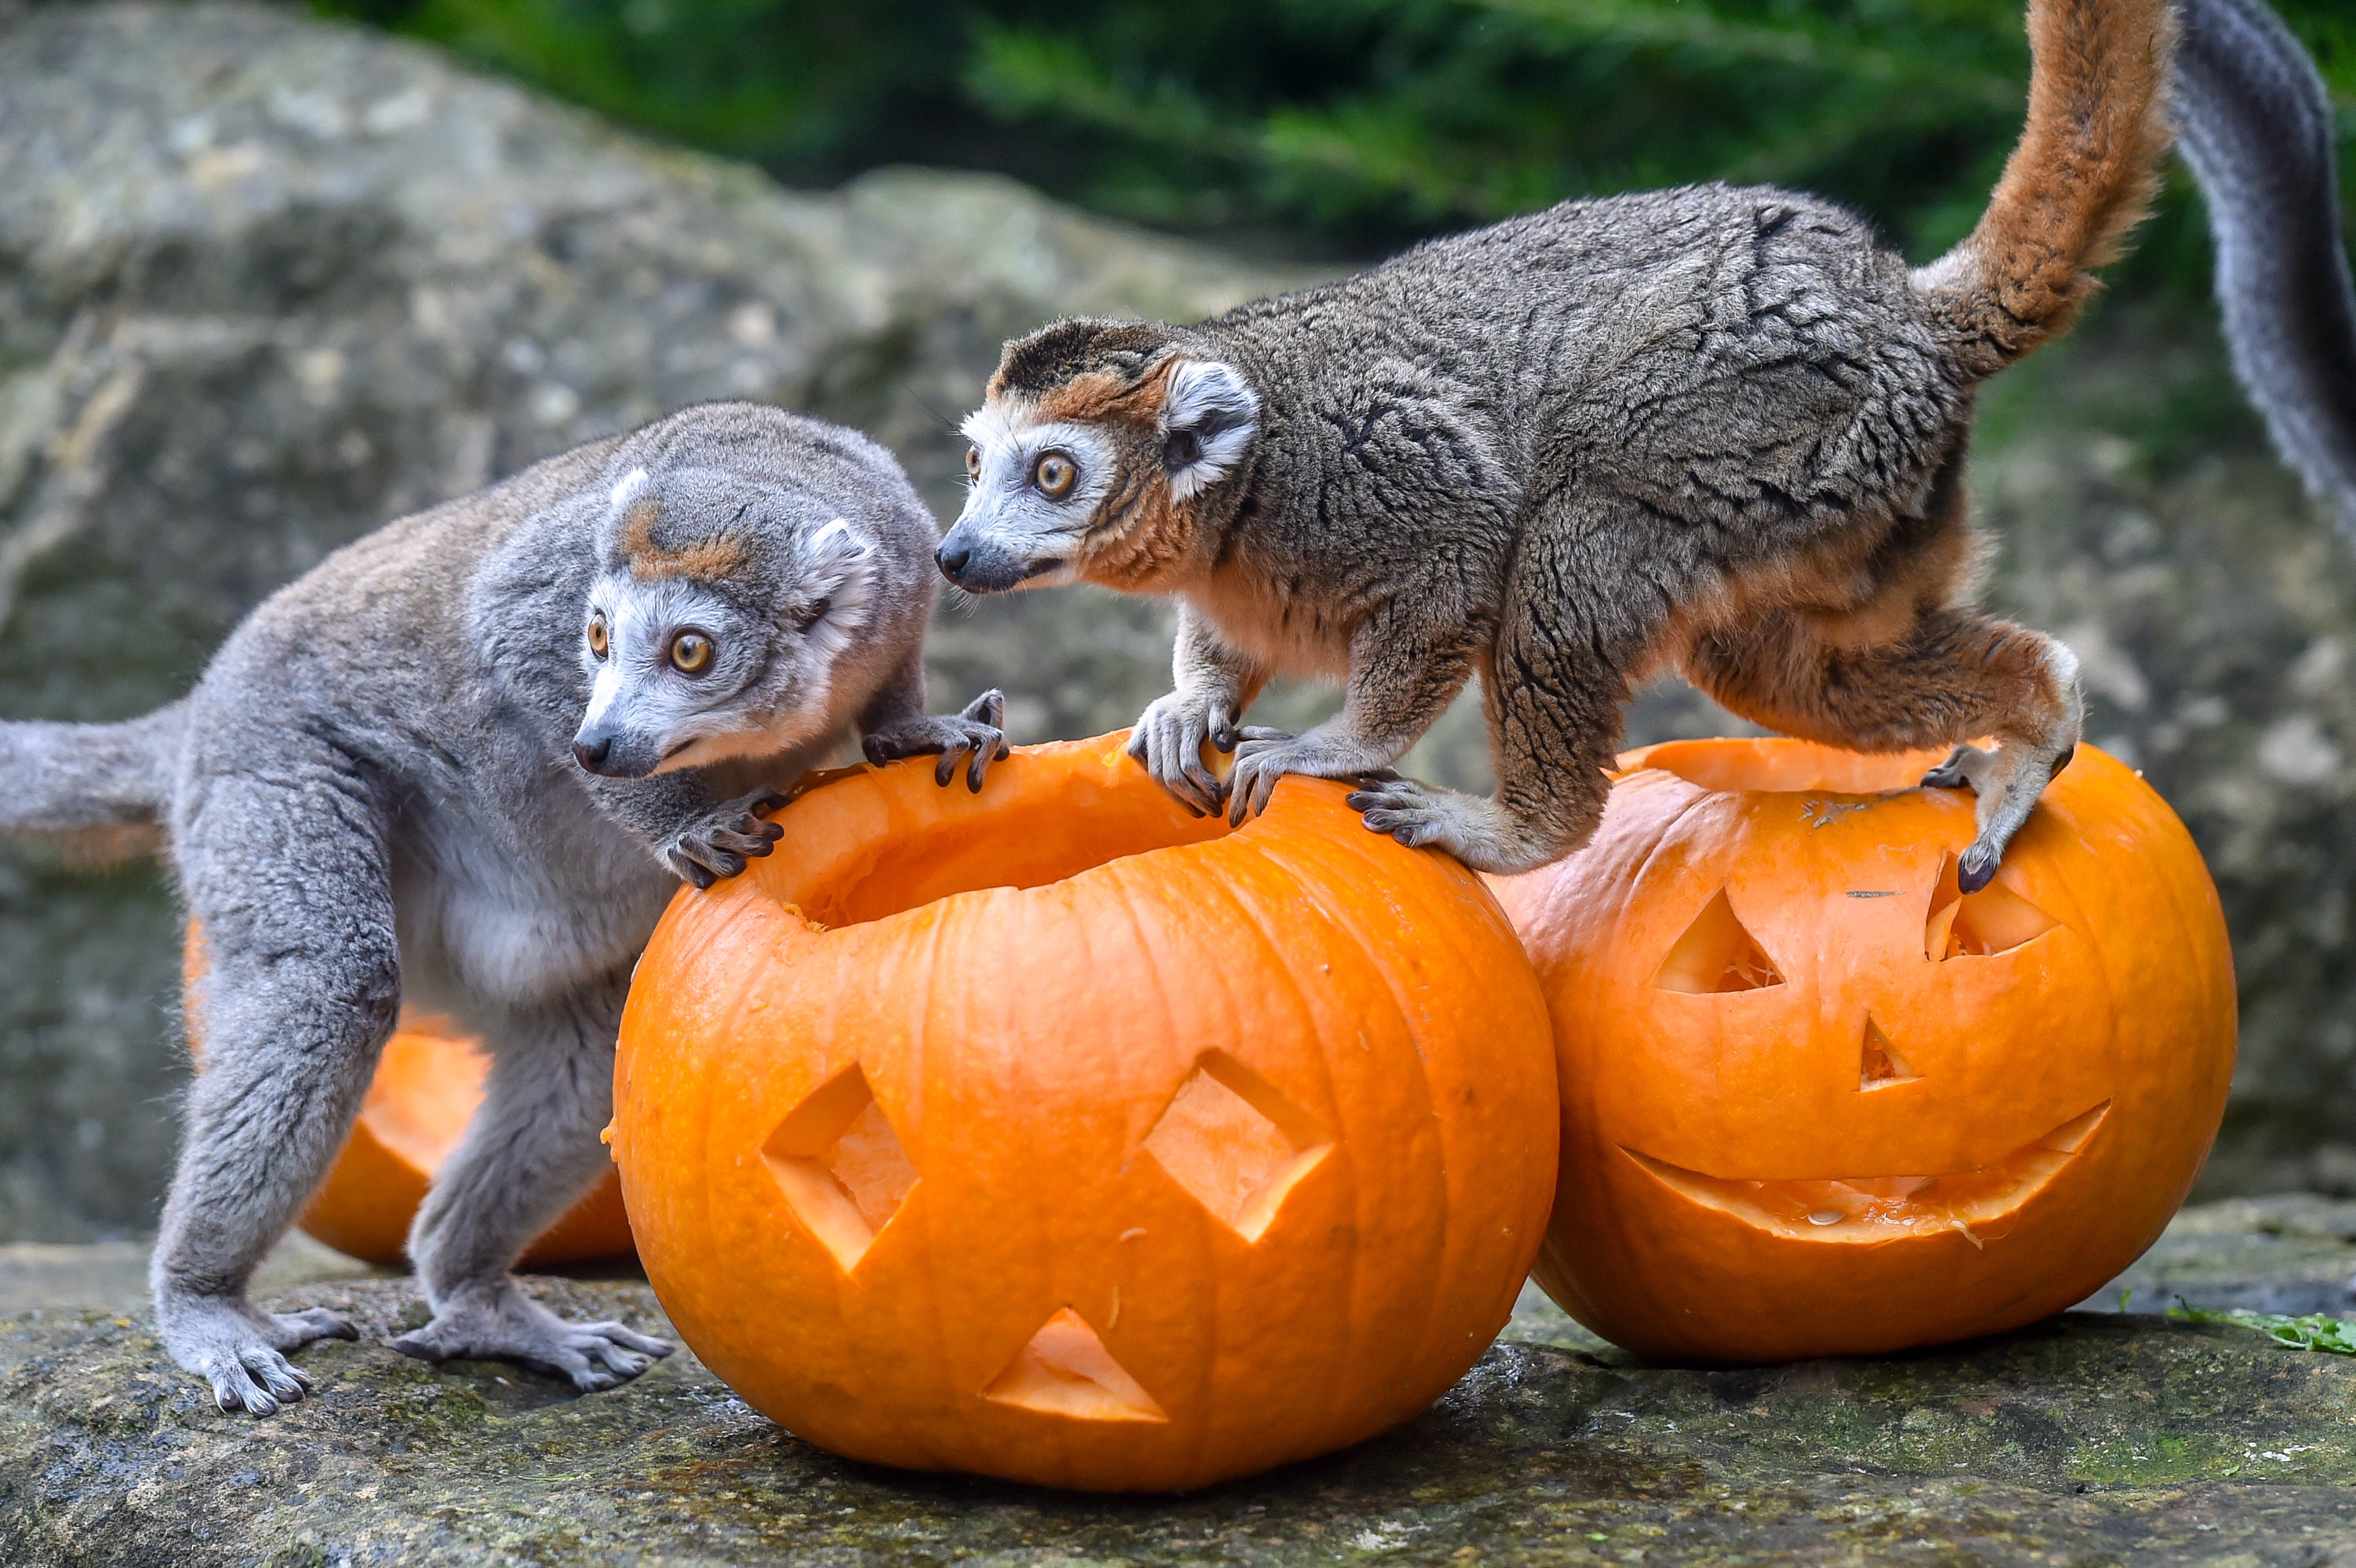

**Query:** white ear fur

left=1160, top=360, right=1260, bottom=503
left=608, top=468, right=650, bottom=511
left=800, top=518, right=877, bottom=653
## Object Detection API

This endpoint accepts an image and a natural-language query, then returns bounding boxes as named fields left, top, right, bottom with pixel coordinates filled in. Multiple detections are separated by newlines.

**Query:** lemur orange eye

left=1034, top=452, right=1076, bottom=498
left=668, top=631, right=714, bottom=675
left=965, top=444, right=983, bottom=480
left=586, top=617, right=608, bottom=659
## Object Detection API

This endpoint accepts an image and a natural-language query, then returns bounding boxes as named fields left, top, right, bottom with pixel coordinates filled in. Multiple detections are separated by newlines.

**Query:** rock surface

left=6, top=0, right=2356, bottom=1240
left=9, top=1202, right=2356, bottom=1563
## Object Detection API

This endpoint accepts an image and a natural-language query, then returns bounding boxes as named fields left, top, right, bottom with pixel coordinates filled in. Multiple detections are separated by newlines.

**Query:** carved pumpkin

left=610, top=734, right=1558, bottom=1491
left=182, top=930, right=634, bottom=1269
left=1488, top=738, right=2234, bottom=1364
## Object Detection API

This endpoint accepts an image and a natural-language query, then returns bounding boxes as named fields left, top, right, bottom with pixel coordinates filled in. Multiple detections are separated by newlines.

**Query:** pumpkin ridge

left=1186, top=841, right=1362, bottom=1455
left=1225, top=823, right=1466, bottom=1422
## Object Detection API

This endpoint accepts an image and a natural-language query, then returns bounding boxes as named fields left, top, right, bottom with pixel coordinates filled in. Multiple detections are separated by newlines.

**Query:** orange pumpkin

left=611, top=733, right=1558, bottom=1491
left=182, top=932, right=634, bottom=1269
left=1488, top=738, right=2234, bottom=1364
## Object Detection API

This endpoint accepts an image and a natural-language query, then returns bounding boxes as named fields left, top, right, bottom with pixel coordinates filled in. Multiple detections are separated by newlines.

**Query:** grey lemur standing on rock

left=938, top=0, right=2356, bottom=888
left=1, top=402, right=1006, bottom=1415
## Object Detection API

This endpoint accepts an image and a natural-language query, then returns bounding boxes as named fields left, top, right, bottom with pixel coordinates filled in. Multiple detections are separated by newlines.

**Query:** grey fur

left=3, top=402, right=1003, bottom=1414
left=2176, top=0, right=2356, bottom=531
left=942, top=0, right=2345, bottom=886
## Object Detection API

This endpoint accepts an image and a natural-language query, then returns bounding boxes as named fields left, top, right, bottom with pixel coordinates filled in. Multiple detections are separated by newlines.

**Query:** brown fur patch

left=619, top=495, right=750, bottom=581
left=1918, top=0, right=2177, bottom=376
left=1033, top=366, right=1172, bottom=428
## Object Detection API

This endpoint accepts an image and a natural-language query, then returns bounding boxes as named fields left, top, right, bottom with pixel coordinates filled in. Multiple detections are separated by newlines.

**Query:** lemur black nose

left=572, top=735, right=612, bottom=772
left=936, top=542, right=972, bottom=581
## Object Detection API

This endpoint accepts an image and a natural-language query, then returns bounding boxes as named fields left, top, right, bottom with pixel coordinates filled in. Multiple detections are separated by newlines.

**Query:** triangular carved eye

left=1925, top=855, right=2059, bottom=959
left=1655, top=889, right=1784, bottom=993
left=1859, top=1015, right=1920, bottom=1089
left=984, top=1308, right=1168, bottom=1423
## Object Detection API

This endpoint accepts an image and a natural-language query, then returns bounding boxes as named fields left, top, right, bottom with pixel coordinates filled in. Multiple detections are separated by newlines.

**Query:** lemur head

left=935, top=318, right=1260, bottom=594
left=570, top=465, right=879, bottom=779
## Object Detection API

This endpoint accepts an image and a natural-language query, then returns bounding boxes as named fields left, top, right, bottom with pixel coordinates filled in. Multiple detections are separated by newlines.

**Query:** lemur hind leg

left=153, top=764, right=396, bottom=1415
left=1348, top=524, right=1651, bottom=874
left=1227, top=586, right=1483, bottom=825
left=1684, top=599, right=2083, bottom=892
left=389, top=982, right=671, bottom=1390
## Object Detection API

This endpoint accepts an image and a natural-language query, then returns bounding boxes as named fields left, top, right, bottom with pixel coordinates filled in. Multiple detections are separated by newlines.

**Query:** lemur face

left=937, top=336, right=1260, bottom=595
left=571, top=468, right=877, bottom=779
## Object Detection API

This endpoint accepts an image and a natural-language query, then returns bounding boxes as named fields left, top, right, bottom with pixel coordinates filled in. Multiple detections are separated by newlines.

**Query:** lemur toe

left=959, top=688, right=1007, bottom=728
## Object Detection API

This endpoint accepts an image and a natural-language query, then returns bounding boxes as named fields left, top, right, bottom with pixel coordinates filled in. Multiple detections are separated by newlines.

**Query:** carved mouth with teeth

left=1623, top=1101, right=2111, bottom=1245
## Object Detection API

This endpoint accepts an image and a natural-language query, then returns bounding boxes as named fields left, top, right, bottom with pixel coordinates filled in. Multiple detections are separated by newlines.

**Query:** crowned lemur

left=938, top=0, right=2356, bottom=889
left=0, top=402, right=1006, bottom=1415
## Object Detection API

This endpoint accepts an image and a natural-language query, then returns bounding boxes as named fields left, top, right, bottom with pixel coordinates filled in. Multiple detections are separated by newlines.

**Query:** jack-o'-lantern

left=1488, top=738, right=2234, bottom=1364
left=183, top=930, right=633, bottom=1269
left=611, top=734, right=1558, bottom=1491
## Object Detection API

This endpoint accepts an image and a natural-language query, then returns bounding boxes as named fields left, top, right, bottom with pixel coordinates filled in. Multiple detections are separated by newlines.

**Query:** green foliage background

left=317, top=0, right=2353, bottom=286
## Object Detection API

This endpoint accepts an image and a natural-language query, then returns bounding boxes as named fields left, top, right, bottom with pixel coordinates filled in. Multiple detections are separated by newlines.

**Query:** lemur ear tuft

left=608, top=468, right=650, bottom=512
left=1160, top=359, right=1259, bottom=503
left=800, top=518, right=877, bottom=647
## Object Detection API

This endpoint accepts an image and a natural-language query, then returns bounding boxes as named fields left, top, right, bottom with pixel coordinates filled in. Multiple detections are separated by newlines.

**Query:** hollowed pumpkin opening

left=794, top=777, right=1234, bottom=929
left=1924, top=853, right=2060, bottom=958
left=1638, top=738, right=1954, bottom=795
left=1655, top=889, right=1784, bottom=993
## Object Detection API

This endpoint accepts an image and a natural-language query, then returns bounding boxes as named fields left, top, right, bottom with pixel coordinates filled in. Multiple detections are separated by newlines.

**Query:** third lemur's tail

left=0, top=702, right=184, bottom=860
left=2174, top=0, right=2356, bottom=532
left=1914, top=0, right=2178, bottom=378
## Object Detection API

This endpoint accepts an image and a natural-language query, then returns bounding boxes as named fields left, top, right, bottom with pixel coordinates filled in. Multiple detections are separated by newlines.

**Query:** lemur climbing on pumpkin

left=0, top=403, right=1006, bottom=1415
left=939, top=0, right=2356, bottom=889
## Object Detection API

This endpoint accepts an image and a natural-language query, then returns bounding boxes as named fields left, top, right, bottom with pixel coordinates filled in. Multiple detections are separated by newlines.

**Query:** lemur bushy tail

left=2176, top=0, right=2356, bottom=531
left=0, top=702, right=182, bottom=857
left=1914, top=0, right=2177, bottom=378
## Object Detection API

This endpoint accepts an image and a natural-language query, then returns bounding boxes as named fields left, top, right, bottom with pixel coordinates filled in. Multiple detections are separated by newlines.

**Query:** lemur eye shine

left=586, top=616, right=609, bottom=659
left=964, top=444, right=983, bottom=480
left=668, top=630, right=715, bottom=675
left=1033, top=452, right=1077, bottom=499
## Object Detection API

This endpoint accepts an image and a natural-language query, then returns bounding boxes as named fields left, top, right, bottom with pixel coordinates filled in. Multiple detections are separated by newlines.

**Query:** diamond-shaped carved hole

left=1655, top=888, right=1784, bottom=993
left=984, top=1308, right=1168, bottom=1423
left=1144, top=1050, right=1330, bottom=1243
left=1859, top=1015, right=1920, bottom=1091
left=760, top=1065, right=917, bottom=1273
left=1925, top=855, right=2059, bottom=959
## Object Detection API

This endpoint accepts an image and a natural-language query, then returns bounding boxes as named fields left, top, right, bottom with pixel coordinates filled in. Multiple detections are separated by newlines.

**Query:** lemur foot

left=1227, top=727, right=1401, bottom=825
left=1128, top=688, right=1245, bottom=817
left=1920, top=741, right=2076, bottom=893
left=1345, top=775, right=1507, bottom=867
left=863, top=689, right=1010, bottom=793
left=157, top=1290, right=358, bottom=1416
left=660, top=787, right=788, bottom=889
left=389, top=1280, right=672, bottom=1393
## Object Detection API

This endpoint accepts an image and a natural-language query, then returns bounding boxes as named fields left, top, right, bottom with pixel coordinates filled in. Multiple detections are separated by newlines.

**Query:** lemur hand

left=662, top=787, right=787, bottom=889
left=1129, top=688, right=1245, bottom=817
left=862, top=689, right=1011, bottom=793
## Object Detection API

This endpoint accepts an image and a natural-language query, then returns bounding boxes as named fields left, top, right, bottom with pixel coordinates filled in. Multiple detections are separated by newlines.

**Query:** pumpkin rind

left=1490, top=738, right=2235, bottom=1364
left=612, top=733, right=1559, bottom=1492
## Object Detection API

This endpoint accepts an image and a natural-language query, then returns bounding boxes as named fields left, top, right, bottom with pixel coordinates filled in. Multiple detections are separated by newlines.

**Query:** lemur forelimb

left=939, top=0, right=2348, bottom=888
left=5, top=402, right=1004, bottom=1415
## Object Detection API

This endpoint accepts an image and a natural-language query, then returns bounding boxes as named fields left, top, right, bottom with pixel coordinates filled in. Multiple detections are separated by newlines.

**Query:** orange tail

left=1914, top=0, right=2178, bottom=378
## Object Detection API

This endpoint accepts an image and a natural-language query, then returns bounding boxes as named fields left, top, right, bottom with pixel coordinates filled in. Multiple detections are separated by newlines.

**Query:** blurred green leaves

left=317, top=0, right=2353, bottom=276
